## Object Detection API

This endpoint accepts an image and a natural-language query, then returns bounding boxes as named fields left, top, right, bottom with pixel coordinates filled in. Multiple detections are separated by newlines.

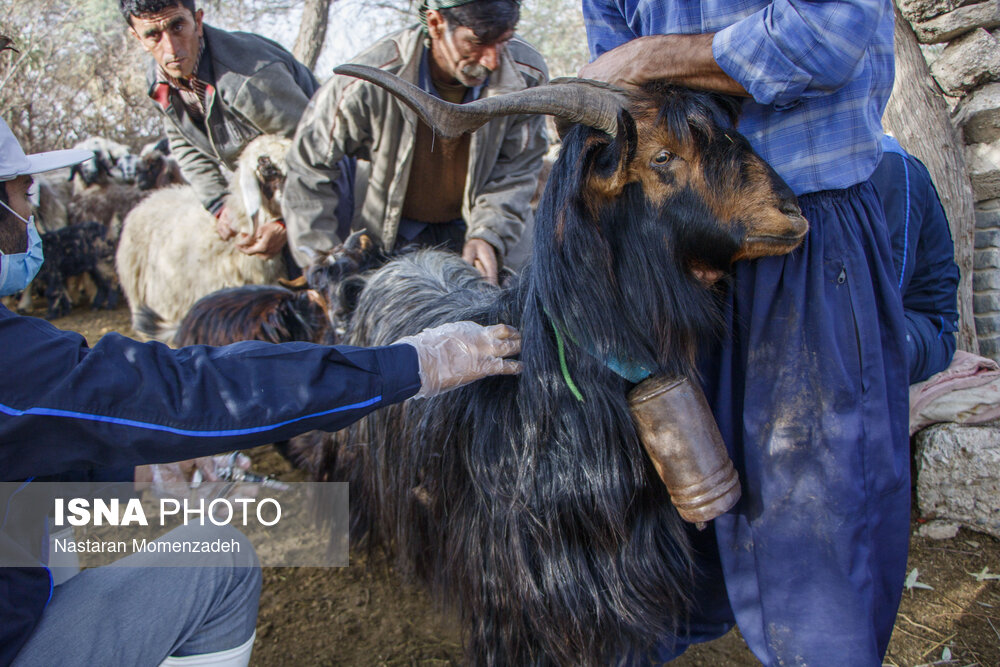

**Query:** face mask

left=0, top=200, right=44, bottom=297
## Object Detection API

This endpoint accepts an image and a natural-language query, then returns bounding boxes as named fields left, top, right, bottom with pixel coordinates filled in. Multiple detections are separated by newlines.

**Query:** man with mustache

left=121, top=0, right=354, bottom=269
left=283, top=0, right=548, bottom=285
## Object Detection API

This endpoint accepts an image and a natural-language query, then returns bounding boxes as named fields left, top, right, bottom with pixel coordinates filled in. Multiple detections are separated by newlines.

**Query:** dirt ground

left=42, top=301, right=1000, bottom=666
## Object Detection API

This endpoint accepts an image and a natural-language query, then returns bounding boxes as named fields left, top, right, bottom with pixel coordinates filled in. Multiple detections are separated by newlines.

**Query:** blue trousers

left=650, top=182, right=911, bottom=665
left=12, top=524, right=261, bottom=666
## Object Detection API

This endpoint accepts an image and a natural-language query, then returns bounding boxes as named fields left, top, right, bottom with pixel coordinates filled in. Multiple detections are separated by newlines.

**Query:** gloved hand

left=136, top=453, right=254, bottom=500
left=395, top=321, right=522, bottom=398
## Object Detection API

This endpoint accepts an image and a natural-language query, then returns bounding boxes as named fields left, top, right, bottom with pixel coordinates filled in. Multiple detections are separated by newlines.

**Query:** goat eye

left=652, top=150, right=674, bottom=165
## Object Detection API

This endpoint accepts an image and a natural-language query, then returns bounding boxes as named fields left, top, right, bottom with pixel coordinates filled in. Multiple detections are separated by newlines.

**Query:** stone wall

left=914, top=420, right=1000, bottom=539
left=898, top=0, right=1000, bottom=361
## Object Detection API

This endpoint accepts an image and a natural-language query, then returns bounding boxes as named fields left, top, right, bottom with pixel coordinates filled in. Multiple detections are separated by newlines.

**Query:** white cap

left=0, top=118, right=92, bottom=181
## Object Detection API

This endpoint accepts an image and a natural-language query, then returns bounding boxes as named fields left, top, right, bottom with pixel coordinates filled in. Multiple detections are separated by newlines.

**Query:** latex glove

left=135, top=453, right=253, bottom=499
left=395, top=321, right=522, bottom=398
left=236, top=220, right=287, bottom=258
left=462, top=238, right=499, bottom=285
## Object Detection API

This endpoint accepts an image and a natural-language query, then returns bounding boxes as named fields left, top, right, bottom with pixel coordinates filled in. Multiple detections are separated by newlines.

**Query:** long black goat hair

left=305, top=128, right=739, bottom=667
left=298, top=82, right=806, bottom=665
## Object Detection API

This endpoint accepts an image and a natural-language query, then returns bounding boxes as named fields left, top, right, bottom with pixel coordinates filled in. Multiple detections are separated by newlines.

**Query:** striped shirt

left=582, top=0, right=895, bottom=195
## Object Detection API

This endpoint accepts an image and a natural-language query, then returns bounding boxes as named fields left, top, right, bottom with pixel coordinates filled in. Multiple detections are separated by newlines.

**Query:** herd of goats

left=12, top=71, right=810, bottom=665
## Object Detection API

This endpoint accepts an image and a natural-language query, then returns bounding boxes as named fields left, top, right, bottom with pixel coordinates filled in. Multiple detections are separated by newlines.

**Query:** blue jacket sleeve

left=0, top=308, right=420, bottom=480
left=902, top=162, right=960, bottom=383
left=712, top=0, right=888, bottom=107
left=870, top=144, right=960, bottom=384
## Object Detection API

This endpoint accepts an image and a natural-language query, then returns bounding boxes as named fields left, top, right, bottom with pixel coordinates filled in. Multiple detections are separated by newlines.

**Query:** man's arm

left=580, top=33, right=746, bottom=95
left=165, top=120, right=230, bottom=214
left=283, top=80, right=373, bottom=267
left=0, top=309, right=419, bottom=480
left=903, top=167, right=960, bottom=383
left=580, top=0, right=887, bottom=105
left=465, top=110, right=549, bottom=280
left=231, top=61, right=317, bottom=140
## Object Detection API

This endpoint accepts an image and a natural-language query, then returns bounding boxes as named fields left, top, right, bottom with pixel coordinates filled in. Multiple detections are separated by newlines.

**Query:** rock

left=974, top=290, right=1000, bottom=312
left=917, top=521, right=962, bottom=539
left=967, top=140, right=1000, bottom=200
left=975, top=311, right=1000, bottom=333
left=959, top=83, right=1000, bottom=144
left=898, top=0, right=979, bottom=23
left=914, top=1, right=1000, bottom=43
left=979, top=333, right=1000, bottom=356
left=974, top=268, right=1000, bottom=290
left=976, top=196, right=1000, bottom=216
left=975, top=247, right=1000, bottom=269
left=930, top=29, right=1000, bottom=95
left=976, top=227, right=1000, bottom=248
left=915, top=421, right=1000, bottom=540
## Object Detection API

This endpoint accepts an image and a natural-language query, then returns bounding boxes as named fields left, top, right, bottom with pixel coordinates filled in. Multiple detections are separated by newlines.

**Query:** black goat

left=135, top=285, right=328, bottom=347
left=136, top=145, right=185, bottom=191
left=294, top=71, right=808, bottom=666
left=36, top=221, right=119, bottom=319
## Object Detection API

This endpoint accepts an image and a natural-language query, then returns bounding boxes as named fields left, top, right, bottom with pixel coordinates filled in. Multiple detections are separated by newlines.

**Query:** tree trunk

left=883, top=3, right=979, bottom=354
left=293, top=0, right=334, bottom=71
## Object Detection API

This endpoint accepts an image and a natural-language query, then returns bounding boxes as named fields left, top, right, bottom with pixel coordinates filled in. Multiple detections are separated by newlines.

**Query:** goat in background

left=295, top=69, right=808, bottom=666
left=137, top=139, right=186, bottom=191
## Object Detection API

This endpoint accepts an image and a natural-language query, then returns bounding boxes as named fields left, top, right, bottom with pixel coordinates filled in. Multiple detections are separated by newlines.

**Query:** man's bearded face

left=435, top=23, right=513, bottom=88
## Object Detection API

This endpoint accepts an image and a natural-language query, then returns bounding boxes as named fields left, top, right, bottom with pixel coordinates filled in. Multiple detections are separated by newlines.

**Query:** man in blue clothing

left=581, top=1, right=910, bottom=664
left=0, top=120, right=522, bottom=666
left=871, top=134, right=960, bottom=384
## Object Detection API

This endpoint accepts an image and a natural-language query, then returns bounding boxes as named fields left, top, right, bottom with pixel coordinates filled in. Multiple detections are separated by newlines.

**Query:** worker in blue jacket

left=0, top=119, right=521, bottom=666
left=870, top=134, right=960, bottom=384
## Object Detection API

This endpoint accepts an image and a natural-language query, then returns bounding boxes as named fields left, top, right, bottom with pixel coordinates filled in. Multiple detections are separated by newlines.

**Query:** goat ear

left=584, top=109, right=638, bottom=200
left=239, top=163, right=263, bottom=227
left=279, top=276, right=309, bottom=290
left=709, top=93, right=743, bottom=127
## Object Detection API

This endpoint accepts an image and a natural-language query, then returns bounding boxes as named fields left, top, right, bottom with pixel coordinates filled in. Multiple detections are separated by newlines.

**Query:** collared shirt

left=582, top=0, right=895, bottom=195
left=156, top=37, right=209, bottom=126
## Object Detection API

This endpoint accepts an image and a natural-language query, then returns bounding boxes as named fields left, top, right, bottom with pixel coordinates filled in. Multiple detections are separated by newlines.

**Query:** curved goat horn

left=333, top=64, right=630, bottom=138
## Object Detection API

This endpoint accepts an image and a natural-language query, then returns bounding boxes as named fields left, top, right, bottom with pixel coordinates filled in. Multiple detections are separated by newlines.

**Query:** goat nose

left=779, top=199, right=801, bottom=217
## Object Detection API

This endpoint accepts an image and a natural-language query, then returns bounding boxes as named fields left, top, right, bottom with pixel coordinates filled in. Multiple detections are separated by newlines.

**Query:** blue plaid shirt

left=583, top=0, right=895, bottom=195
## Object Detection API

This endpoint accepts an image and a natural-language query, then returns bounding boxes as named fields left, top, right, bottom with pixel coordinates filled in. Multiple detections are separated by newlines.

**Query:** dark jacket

left=870, top=135, right=960, bottom=383
left=0, top=306, right=419, bottom=664
left=146, top=24, right=319, bottom=212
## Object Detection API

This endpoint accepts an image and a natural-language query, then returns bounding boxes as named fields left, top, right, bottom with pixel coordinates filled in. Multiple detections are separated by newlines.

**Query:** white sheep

left=116, top=135, right=291, bottom=339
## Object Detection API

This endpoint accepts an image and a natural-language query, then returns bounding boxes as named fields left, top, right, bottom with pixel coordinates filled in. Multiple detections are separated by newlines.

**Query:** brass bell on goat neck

left=628, top=375, right=741, bottom=524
